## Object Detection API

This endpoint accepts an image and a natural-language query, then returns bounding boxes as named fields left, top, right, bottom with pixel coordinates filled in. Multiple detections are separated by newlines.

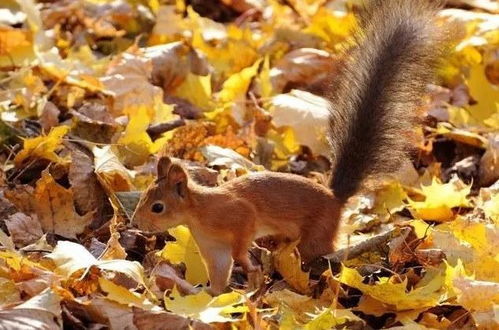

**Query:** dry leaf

left=34, top=169, right=93, bottom=239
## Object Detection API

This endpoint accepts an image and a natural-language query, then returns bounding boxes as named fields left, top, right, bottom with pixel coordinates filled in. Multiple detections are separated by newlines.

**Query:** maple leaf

left=408, top=177, right=471, bottom=222
left=338, top=265, right=446, bottom=310
left=33, top=170, right=94, bottom=239
left=14, top=126, right=70, bottom=165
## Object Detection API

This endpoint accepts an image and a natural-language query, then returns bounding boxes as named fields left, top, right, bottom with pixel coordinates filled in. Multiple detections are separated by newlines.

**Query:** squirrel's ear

left=167, top=164, right=188, bottom=198
left=157, top=156, right=172, bottom=180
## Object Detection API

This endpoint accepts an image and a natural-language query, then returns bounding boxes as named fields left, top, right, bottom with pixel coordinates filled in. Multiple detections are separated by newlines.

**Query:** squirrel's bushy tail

left=328, top=0, right=445, bottom=200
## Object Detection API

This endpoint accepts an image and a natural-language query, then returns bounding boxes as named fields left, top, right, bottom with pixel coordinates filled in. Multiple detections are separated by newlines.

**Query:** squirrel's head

left=133, top=156, right=190, bottom=232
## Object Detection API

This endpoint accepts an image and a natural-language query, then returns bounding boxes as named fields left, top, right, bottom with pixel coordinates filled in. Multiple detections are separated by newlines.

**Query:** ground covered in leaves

left=0, top=0, right=498, bottom=329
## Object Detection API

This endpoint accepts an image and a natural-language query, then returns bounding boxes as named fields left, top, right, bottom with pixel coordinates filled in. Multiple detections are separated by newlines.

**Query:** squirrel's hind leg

left=232, top=232, right=258, bottom=273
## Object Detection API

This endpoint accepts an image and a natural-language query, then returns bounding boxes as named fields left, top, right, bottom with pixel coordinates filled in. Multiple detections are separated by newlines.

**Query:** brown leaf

left=151, top=261, right=199, bottom=295
left=16, top=267, right=60, bottom=298
left=100, top=232, right=127, bottom=260
left=4, top=212, right=43, bottom=248
left=39, top=101, right=60, bottom=131
left=388, top=227, right=420, bottom=270
left=33, top=169, right=93, bottom=238
left=144, top=42, right=210, bottom=94
left=4, top=184, right=36, bottom=215
left=270, top=48, right=337, bottom=93
left=414, top=249, right=446, bottom=267
left=133, top=307, right=210, bottom=330
left=68, top=148, right=109, bottom=229
left=479, top=134, right=499, bottom=186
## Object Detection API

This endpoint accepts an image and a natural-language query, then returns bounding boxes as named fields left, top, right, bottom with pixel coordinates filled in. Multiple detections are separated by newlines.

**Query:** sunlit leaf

left=14, top=125, right=70, bottom=165
left=157, top=225, right=208, bottom=285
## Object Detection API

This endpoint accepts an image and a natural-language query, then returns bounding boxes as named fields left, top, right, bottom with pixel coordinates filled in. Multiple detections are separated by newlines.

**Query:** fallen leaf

left=273, top=241, right=310, bottom=294
left=0, top=288, right=62, bottom=329
left=98, top=277, right=156, bottom=310
left=4, top=212, right=42, bottom=248
left=47, top=241, right=146, bottom=287
left=270, top=89, right=330, bottom=155
left=408, top=177, right=471, bottom=222
left=93, top=145, right=134, bottom=193
left=14, top=125, right=70, bottom=166
left=164, top=288, right=248, bottom=323
left=157, top=225, right=208, bottom=286
left=338, top=265, right=446, bottom=310
left=33, top=169, right=93, bottom=239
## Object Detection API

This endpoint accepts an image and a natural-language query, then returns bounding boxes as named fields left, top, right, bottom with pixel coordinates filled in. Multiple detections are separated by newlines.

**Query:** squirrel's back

left=327, top=0, right=445, bottom=200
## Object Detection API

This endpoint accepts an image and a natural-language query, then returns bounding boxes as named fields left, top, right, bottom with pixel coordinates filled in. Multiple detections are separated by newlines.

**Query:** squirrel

left=133, top=0, right=445, bottom=295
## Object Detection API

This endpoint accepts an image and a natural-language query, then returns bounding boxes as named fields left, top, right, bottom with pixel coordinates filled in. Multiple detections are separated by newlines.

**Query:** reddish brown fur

left=134, top=159, right=342, bottom=294
left=133, top=0, right=444, bottom=295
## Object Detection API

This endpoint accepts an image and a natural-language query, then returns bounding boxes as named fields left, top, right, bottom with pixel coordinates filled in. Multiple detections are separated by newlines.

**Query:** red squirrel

left=133, top=0, right=445, bottom=295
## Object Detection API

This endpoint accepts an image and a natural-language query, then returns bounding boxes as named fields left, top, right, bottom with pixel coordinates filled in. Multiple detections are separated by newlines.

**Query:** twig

left=309, top=227, right=407, bottom=275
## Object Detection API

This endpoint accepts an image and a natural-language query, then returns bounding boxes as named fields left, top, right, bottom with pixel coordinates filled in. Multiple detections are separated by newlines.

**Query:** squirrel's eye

left=151, top=202, right=165, bottom=214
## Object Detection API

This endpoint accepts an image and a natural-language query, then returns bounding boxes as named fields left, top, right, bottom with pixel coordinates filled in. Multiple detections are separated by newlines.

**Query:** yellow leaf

left=338, top=265, right=445, bottom=310
left=447, top=105, right=481, bottom=128
left=0, top=26, right=34, bottom=67
left=372, top=181, right=408, bottom=215
left=14, top=126, right=70, bottom=165
left=0, top=26, right=30, bottom=55
left=148, top=6, right=186, bottom=45
left=304, top=8, right=356, bottom=49
left=217, top=59, right=261, bottom=104
left=157, top=225, right=208, bottom=285
left=0, top=277, right=20, bottom=305
left=484, top=111, right=499, bottom=129
left=273, top=241, right=310, bottom=294
left=173, top=73, right=212, bottom=111
left=264, top=289, right=325, bottom=323
left=266, top=127, right=300, bottom=169
left=442, top=218, right=499, bottom=282
left=98, top=278, right=155, bottom=310
left=270, top=90, right=330, bottom=155
left=408, top=177, right=471, bottom=222
left=0, top=250, right=42, bottom=272
left=304, top=308, right=363, bottom=329
left=190, top=13, right=259, bottom=76
left=93, top=146, right=133, bottom=193
left=409, top=219, right=433, bottom=239
left=434, top=123, right=488, bottom=148
left=258, top=55, right=273, bottom=99
left=482, top=193, right=499, bottom=225
left=468, top=64, right=499, bottom=123
left=445, top=260, right=499, bottom=328
left=164, top=287, right=247, bottom=323
left=117, top=108, right=154, bottom=167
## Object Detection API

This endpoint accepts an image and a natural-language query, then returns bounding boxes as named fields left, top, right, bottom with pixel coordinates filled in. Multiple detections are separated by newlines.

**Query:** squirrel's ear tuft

left=157, top=156, right=172, bottom=180
left=168, top=164, right=188, bottom=198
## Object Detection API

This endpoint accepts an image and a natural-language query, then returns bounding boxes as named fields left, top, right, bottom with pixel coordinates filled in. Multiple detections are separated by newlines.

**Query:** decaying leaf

left=34, top=170, right=93, bottom=239
left=0, top=288, right=62, bottom=328
left=4, top=212, right=43, bottom=248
